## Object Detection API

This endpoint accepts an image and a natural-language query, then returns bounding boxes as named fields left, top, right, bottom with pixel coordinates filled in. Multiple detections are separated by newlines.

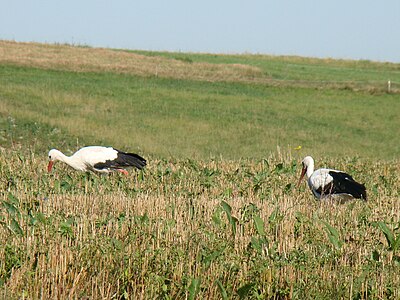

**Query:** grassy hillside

left=1, top=41, right=399, bottom=160
left=1, top=41, right=400, bottom=299
left=131, top=49, right=400, bottom=83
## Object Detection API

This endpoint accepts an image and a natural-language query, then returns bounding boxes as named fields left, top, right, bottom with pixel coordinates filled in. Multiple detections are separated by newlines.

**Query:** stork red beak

left=297, top=166, right=307, bottom=187
left=47, top=161, right=54, bottom=172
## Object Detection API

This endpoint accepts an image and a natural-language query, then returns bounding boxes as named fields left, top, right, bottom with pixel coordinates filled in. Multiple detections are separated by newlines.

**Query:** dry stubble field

left=1, top=150, right=399, bottom=299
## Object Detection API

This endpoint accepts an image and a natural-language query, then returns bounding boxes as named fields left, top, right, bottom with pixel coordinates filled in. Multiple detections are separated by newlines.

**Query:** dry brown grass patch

left=0, top=40, right=263, bottom=83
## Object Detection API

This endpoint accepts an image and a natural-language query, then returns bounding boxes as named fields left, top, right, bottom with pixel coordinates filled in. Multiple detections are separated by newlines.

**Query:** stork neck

left=57, top=151, right=72, bottom=164
left=55, top=150, right=83, bottom=170
left=306, top=162, right=314, bottom=178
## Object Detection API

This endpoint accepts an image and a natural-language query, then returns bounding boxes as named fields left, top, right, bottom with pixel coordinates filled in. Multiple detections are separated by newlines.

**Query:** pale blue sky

left=1, top=0, right=399, bottom=62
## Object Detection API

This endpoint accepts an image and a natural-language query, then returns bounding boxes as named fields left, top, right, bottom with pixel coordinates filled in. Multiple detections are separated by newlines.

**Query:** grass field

left=1, top=40, right=400, bottom=299
left=1, top=41, right=400, bottom=160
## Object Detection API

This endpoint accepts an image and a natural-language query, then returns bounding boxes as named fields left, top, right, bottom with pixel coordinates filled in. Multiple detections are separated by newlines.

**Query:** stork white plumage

left=297, top=156, right=367, bottom=201
left=47, top=146, right=146, bottom=174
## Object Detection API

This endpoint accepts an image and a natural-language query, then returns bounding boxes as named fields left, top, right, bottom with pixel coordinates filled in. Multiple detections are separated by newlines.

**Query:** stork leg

left=117, top=169, right=129, bottom=175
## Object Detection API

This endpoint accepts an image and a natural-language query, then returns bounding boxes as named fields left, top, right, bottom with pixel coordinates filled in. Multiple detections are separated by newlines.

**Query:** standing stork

left=297, top=156, right=367, bottom=201
left=47, top=146, right=146, bottom=175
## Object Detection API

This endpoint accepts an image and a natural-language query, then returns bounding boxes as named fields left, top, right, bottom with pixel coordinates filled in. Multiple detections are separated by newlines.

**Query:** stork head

left=47, top=149, right=61, bottom=172
left=297, top=156, right=314, bottom=187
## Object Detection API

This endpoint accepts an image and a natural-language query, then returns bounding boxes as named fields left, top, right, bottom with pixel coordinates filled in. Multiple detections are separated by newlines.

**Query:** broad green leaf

left=215, top=280, right=228, bottom=300
left=250, top=236, right=262, bottom=252
left=221, top=201, right=237, bottom=236
left=372, top=250, right=380, bottom=261
left=212, top=209, right=222, bottom=226
left=322, top=221, right=343, bottom=250
left=8, top=192, right=19, bottom=205
left=3, top=201, right=19, bottom=217
left=323, top=221, right=340, bottom=239
left=237, top=283, right=255, bottom=299
left=328, top=234, right=342, bottom=250
left=10, top=218, right=23, bottom=236
left=253, top=215, right=265, bottom=237
left=230, top=216, right=237, bottom=236
left=203, top=248, right=224, bottom=269
left=221, top=201, right=232, bottom=218
left=274, top=163, right=284, bottom=173
left=376, top=221, right=395, bottom=250
left=268, top=208, right=279, bottom=224
left=138, top=170, right=144, bottom=181
left=188, top=277, right=201, bottom=300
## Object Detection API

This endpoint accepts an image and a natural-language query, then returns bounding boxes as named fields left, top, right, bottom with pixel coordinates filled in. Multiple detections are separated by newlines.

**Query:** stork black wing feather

left=94, top=150, right=147, bottom=170
left=328, top=171, right=367, bottom=200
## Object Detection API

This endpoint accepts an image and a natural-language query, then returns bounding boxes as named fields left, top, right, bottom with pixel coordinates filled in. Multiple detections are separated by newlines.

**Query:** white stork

left=47, top=146, right=146, bottom=175
left=297, top=156, right=367, bottom=201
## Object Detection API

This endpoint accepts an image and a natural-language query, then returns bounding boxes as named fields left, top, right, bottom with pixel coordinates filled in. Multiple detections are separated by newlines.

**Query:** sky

left=1, top=0, right=399, bottom=63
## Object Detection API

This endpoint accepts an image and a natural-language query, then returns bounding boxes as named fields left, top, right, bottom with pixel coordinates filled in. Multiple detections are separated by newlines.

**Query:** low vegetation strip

left=0, top=150, right=399, bottom=299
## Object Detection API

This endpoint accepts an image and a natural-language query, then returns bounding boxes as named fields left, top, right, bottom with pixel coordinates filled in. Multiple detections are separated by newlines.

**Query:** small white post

left=387, top=80, right=391, bottom=93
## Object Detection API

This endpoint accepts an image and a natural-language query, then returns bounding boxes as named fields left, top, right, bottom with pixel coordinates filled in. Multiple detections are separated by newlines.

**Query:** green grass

left=1, top=64, right=399, bottom=160
left=130, top=49, right=400, bottom=82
